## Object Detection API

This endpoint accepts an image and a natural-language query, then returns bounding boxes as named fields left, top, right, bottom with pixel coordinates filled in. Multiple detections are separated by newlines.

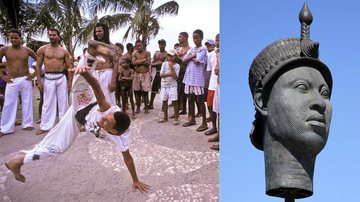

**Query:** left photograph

left=0, top=0, right=219, bottom=201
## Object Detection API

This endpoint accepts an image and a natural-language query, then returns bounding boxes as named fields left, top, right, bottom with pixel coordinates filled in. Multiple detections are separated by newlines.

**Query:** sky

left=1, top=0, right=219, bottom=58
left=92, top=0, right=220, bottom=57
left=221, top=0, right=360, bottom=202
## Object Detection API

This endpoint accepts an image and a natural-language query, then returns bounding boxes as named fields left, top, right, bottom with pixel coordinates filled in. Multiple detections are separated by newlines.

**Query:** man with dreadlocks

left=5, top=40, right=150, bottom=193
left=92, top=23, right=118, bottom=105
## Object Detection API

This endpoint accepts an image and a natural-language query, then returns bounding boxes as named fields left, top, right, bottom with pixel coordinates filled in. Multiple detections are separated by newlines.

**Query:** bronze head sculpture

left=248, top=3, right=333, bottom=200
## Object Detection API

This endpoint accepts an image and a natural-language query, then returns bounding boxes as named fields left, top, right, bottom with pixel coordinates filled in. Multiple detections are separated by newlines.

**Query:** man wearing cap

left=0, top=29, right=37, bottom=137
left=148, top=39, right=167, bottom=109
left=248, top=3, right=332, bottom=199
left=158, top=49, right=180, bottom=125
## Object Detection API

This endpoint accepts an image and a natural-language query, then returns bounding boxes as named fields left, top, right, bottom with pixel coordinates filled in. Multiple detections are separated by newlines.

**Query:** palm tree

left=26, top=0, right=88, bottom=57
left=0, top=0, right=37, bottom=41
left=92, top=0, right=179, bottom=48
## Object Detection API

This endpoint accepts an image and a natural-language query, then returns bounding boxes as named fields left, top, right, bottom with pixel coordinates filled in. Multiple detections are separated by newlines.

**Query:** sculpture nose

left=309, top=92, right=326, bottom=114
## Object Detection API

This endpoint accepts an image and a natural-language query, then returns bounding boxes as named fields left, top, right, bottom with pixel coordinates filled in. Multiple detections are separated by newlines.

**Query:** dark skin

left=71, top=66, right=150, bottom=193
left=0, top=33, right=37, bottom=82
left=5, top=42, right=150, bottom=193
left=159, top=55, right=179, bottom=122
left=36, top=30, right=73, bottom=93
left=182, top=33, right=207, bottom=130
left=118, top=62, right=136, bottom=119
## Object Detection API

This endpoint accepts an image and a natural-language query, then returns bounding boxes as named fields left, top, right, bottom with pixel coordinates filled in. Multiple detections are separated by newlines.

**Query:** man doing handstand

left=5, top=40, right=150, bottom=193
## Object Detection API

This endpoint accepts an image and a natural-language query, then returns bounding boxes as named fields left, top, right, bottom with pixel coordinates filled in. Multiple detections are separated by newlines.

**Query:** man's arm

left=36, top=47, right=45, bottom=92
left=26, top=48, right=38, bottom=80
left=182, top=49, right=195, bottom=63
left=63, top=50, right=73, bottom=92
left=109, top=62, right=118, bottom=92
left=122, top=150, right=150, bottom=193
left=132, top=52, right=147, bottom=66
left=0, top=48, right=8, bottom=81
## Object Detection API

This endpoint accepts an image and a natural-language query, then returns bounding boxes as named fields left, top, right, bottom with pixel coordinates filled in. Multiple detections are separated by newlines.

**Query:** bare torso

left=177, top=45, right=190, bottom=71
left=42, top=44, right=68, bottom=72
left=1, top=46, right=36, bottom=78
left=152, top=51, right=167, bottom=71
left=132, top=51, right=151, bottom=74
left=95, top=44, right=117, bottom=70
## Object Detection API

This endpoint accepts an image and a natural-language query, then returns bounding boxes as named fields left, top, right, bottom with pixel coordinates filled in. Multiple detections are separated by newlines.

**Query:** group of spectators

left=0, top=24, right=220, bottom=150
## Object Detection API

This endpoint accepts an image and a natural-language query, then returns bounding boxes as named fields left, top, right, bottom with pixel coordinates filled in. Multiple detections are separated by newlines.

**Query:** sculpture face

left=266, top=66, right=332, bottom=156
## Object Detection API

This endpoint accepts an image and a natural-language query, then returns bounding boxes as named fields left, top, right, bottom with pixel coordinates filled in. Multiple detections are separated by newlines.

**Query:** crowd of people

left=0, top=23, right=219, bottom=191
left=0, top=23, right=220, bottom=150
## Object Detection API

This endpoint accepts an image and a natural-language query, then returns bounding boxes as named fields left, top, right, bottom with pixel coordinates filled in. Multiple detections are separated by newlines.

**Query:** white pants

left=40, top=75, right=69, bottom=131
left=93, top=69, right=116, bottom=106
left=23, top=70, right=96, bottom=164
left=0, top=76, right=33, bottom=133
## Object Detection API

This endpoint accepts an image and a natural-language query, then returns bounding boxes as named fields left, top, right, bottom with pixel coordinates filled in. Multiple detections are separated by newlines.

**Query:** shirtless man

left=132, top=40, right=151, bottom=114
left=176, top=32, right=191, bottom=115
left=148, top=39, right=167, bottom=109
left=118, top=58, right=136, bottom=119
left=36, top=28, right=72, bottom=135
left=0, top=29, right=37, bottom=136
left=5, top=41, right=150, bottom=192
left=92, top=23, right=117, bottom=106
left=115, top=42, right=124, bottom=107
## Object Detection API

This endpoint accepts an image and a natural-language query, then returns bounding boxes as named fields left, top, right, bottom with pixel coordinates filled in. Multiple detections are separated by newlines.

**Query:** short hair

left=114, top=111, right=131, bottom=134
left=158, top=39, right=166, bottom=45
left=193, top=29, right=203, bottom=38
left=93, top=23, right=110, bottom=44
left=9, top=29, right=22, bottom=37
left=126, top=43, right=133, bottom=51
left=122, top=57, right=132, bottom=64
left=115, top=43, right=124, bottom=51
left=135, top=39, right=142, bottom=44
left=48, top=28, right=60, bottom=36
left=179, top=32, right=188, bottom=38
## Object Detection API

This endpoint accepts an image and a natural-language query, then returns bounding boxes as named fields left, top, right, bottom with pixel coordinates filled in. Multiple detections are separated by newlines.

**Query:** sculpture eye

left=320, top=86, right=330, bottom=99
left=293, top=81, right=308, bottom=92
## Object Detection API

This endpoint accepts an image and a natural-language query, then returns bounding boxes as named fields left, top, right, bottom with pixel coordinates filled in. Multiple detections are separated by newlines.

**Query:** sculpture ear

left=254, top=92, right=267, bottom=116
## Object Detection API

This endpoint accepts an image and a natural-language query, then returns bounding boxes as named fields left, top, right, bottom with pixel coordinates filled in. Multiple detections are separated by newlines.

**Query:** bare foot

left=5, top=156, right=26, bottom=182
left=208, top=134, right=219, bottom=142
left=131, top=114, right=136, bottom=119
left=144, top=110, right=150, bottom=114
left=36, top=130, right=47, bottom=135
left=23, top=127, right=34, bottom=131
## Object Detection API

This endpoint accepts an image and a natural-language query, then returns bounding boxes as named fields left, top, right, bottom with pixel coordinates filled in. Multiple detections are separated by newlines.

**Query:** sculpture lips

left=307, top=114, right=326, bottom=133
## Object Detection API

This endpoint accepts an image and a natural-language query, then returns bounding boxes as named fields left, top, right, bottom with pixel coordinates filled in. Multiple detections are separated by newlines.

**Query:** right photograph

left=221, top=1, right=360, bottom=202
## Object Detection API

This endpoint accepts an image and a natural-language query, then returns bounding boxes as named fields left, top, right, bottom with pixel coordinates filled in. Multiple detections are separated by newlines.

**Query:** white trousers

left=23, top=70, right=96, bottom=164
left=40, top=75, right=69, bottom=131
left=0, top=76, right=33, bottom=133
left=93, top=69, right=116, bottom=106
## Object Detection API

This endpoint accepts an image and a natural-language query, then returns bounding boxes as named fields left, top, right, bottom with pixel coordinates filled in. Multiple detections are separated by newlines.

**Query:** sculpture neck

left=263, top=127, right=315, bottom=199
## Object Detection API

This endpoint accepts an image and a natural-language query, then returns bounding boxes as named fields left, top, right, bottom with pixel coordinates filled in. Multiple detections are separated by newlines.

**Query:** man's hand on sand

left=132, top=181, right=151, bottom=194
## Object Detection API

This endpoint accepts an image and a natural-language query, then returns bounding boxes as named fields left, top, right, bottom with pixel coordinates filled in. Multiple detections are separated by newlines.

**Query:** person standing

left=5, top=41, right=150, bottom=193
left=176, top=32, right=191, bottom=115
left=0, top=29, right=37, bottom=136
left=158, top=50, right=180, bottom=125
left=132, top=40, right=151, bottom=114
left=92, top=23, right=118, bottom=106
left=36, top=28, right=72, bottom=135
left=148, top=39, right=167, bottom=109
left=182, top=29, right=208, bottom=132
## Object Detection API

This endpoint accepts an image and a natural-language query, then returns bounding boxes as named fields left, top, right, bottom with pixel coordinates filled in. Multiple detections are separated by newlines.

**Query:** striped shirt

left=182, top=46, right=207, bottom=87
